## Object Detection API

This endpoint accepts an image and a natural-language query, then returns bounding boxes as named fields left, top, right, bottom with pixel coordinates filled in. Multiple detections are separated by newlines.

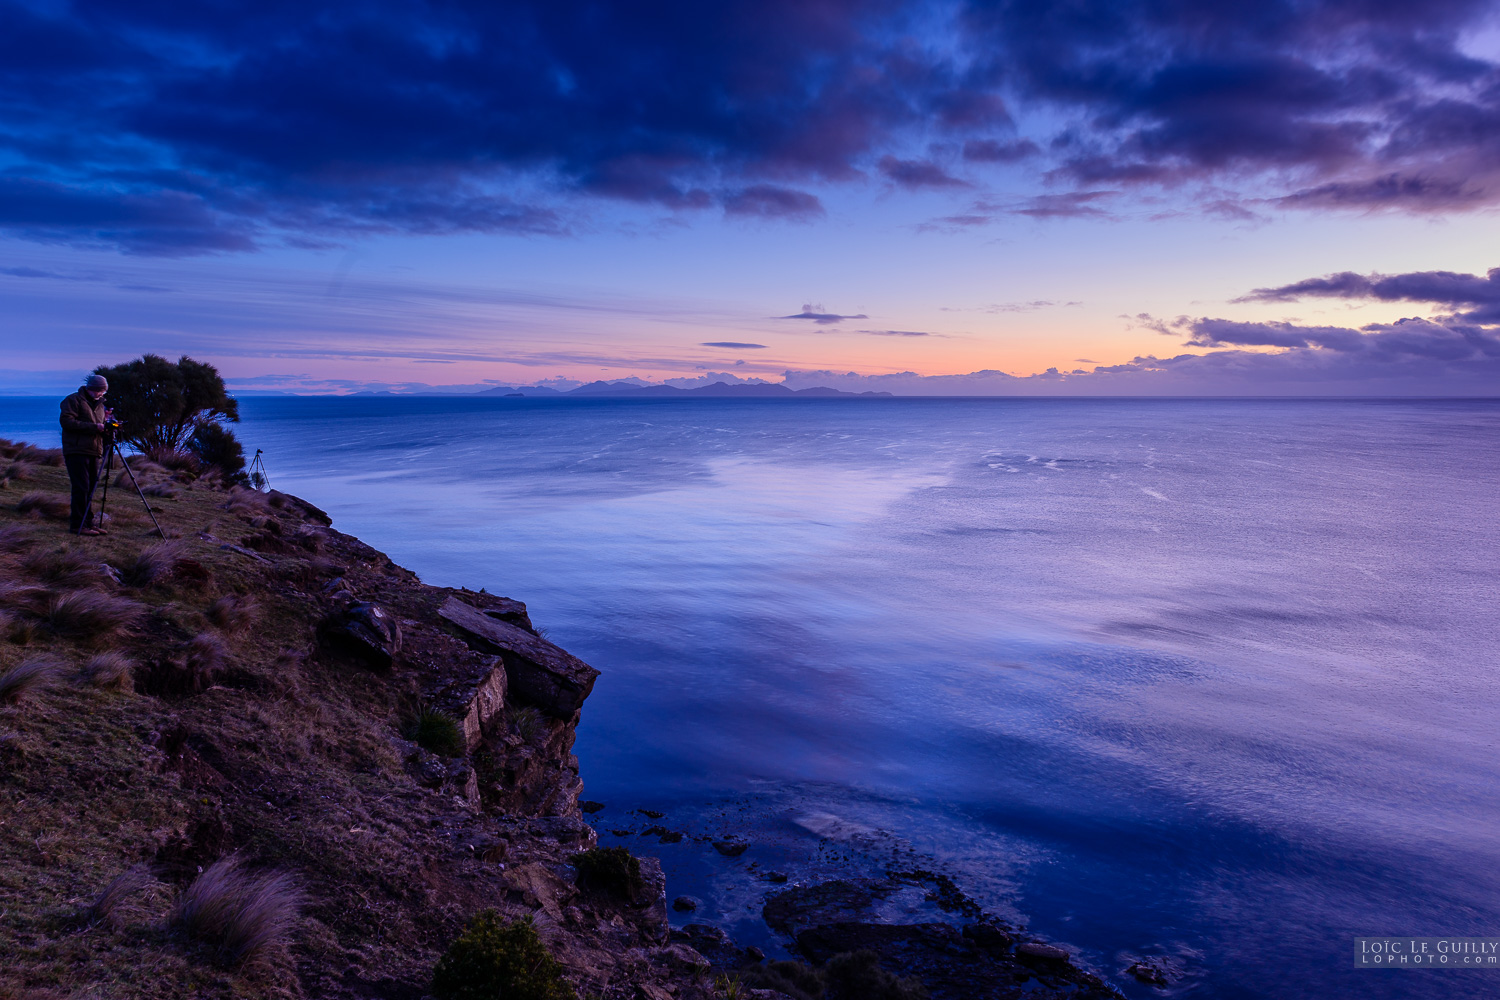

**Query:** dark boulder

left=320, top=601, right=402, bottom=669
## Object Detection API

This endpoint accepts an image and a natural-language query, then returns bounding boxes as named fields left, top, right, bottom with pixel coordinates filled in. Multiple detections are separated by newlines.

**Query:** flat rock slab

left=440, top=596, right=599, bottom=718
left=400, top=624, right=508, bottom=751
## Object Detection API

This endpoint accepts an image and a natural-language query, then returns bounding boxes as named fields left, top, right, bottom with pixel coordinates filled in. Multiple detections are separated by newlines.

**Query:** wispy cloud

left=778, top=304, right=868, bottom=325
left=701, top=341, right=767, bottom=349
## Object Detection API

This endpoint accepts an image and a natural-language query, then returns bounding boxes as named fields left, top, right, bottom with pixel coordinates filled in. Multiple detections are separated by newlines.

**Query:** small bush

left=206, top=593, right=258, bottom=633
left=15, top=491, right=69, bottom=519
left=188, top=422, right=246, bottom=484
left=573, top=847, right=643, bottom=900
left=432, top=911, right=576, bottom=1000
left=406, top=709, right=465, bottom=757
left=44, top=589, right=144, bottom=645
left=80, top=651, right=135, bottom=692
left=171, top=858, right=303, bottom=965
left=0, top=656, right=64, bottom=704
left=824, top=950, right=928, bottom=1000
left=84, top=864, right=162, bottom=929
left=22, top=547, right=107, bottom=588
left=119, top=541, right=185, bottom=588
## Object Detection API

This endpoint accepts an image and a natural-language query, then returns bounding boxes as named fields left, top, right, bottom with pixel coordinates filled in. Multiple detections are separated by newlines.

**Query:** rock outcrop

left=439, top=595, right=599, bottom=718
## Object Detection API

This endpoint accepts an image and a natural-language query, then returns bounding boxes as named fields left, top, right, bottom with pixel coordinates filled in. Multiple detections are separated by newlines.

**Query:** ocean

left=4, top=395, right=1497, bottom=998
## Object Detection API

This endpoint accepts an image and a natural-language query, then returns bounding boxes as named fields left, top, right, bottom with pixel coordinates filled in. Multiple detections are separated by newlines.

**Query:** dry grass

left=21, top=546, right=108, bottom=588
left=206, top=594, right=258, bottom=634
left=4, top=460, right=37, bottom=481
left=80, top=651, right=135, bottom=691
left=142, top=481, right=182, bottom=498
left=186, top=632, right=227, bottom=674
left=119, top=540, right=185, bottom=588
left=171, top=858, right=303, bottom=966
left=16, top=490, right=70, bottom=519
left=15, top=444, right=64, bottom=466
left=83, top=864, right=163, bottom=929
left=43, top=589, right=144, bottom=645
left=0, top=655, right=64, bottom=704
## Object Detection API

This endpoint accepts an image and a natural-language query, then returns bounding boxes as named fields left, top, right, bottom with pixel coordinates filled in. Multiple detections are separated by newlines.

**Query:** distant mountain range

left=472, top=380, right=891, bottom=398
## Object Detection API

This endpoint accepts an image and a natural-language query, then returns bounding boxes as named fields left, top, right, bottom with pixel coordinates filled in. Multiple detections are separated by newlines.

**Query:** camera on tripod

left=103, top=418, right=122, bottom=432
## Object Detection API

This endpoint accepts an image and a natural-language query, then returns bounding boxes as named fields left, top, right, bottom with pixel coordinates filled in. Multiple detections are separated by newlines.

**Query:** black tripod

left=80, top=434, right=165, bottom=538
left=248, top=448, right=270, bottom=491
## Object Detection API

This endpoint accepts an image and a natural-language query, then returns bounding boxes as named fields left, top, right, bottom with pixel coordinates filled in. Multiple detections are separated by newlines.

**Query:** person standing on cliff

left=59, top=373, right=112, bottom=535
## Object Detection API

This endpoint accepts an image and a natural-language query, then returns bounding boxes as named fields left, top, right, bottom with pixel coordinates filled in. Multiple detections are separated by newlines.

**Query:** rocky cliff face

left=0, top=447, right=722, bottom=1000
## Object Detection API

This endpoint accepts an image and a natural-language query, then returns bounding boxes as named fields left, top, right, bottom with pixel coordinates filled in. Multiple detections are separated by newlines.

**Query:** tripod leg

left=97, top=446, right=113, bottom=530
left=115, top=444, right=167, bottom=538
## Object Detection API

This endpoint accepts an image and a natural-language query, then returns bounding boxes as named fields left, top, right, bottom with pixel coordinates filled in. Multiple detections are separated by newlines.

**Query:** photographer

left=59, top=373, right=113, bottom=535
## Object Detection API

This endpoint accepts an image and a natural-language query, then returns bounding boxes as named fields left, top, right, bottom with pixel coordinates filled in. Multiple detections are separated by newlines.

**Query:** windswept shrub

left=206, top=593, right=258, bottom=634
left=44, top=589, right=143, bottom=645
left=22, top=547, right=107, bottom=588
left=83, top=864, right=162, bottom=929
left=15, top=491, right=69, bottom=519
left=171, top=858, right=303, bottom=965
left=824, top=950, right=929, bottom=1000
left=119, top=541, right=185, bottom=588
left=405, top=708, right=465, bottom=757
left=573, top=847, right=643, bottom=900
left=0, top=656, right=64, bottom=704
left=80, top=651, right=135, bottom=692
left=432, top=911, right=576, bottom=1000
left=188, top=421, right=246, bottom=484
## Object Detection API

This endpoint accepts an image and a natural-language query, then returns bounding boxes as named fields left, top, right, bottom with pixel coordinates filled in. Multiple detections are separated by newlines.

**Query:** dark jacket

left=60, top=389, right=107, bottom=457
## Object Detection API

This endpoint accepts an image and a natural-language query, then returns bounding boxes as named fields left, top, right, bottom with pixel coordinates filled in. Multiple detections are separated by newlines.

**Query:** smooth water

left=4, top=395, right=1497, bottom=998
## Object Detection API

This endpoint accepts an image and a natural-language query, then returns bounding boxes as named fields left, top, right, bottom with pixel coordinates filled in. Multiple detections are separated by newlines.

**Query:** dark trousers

left=65, top=453, right=101, bottom=532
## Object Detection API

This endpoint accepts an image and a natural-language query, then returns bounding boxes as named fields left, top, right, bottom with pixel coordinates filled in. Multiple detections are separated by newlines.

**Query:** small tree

left=95, top=354, right=240, bottom=453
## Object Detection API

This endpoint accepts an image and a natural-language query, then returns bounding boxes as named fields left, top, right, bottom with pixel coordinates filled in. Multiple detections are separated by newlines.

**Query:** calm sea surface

left=4, top=396, right=1497, bottom=998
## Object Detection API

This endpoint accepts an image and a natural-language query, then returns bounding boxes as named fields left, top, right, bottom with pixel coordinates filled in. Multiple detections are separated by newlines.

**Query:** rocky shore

left=0, top=441, right=1130, bottom=999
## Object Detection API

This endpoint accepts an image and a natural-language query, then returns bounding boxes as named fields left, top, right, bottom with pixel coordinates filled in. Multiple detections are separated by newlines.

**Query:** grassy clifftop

left=0, top=442, right=703, bottom=1000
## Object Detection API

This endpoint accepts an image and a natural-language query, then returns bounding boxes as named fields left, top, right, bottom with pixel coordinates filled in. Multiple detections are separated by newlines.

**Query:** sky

left=2, top=0, right=1499, bottom=395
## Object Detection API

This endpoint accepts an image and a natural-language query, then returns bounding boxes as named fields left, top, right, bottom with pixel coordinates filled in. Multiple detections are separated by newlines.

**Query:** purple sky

left=2, top=0, right=1499, bottom=394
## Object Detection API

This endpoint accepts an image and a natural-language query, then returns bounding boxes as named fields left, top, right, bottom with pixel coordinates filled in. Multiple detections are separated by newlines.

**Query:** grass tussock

left=4, top=460, right=36, bottom=481
left=206, top=593, right=258, bottom=634
left=14, top=444, right=63, bottom=467
left=405, top=708, right=465, bottom=757
left=83, top=864, right=163, bottom=929
left=0, top=655, right=65, bottom=704
left=44, top=589, right=144, bottom=645
left=80, top=651, right=135, bottom=691
left=22, top=546, right=108, bottom=588
left=16, top=490, right=70, bottom=519
left=511, top=705, right=544, bottom=743
left=119, top=540, right=185, bottom=588
left=0, top=525, right=38, bottom=552
left=224, top=486, right=270, bottom=516
left=170, top=858, right=303, bottom=966
left=186, top=632, right=227, bottom=675
left=141, top=481, right=181, bottom=498
left=145, top=448, right=201, bottom=473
